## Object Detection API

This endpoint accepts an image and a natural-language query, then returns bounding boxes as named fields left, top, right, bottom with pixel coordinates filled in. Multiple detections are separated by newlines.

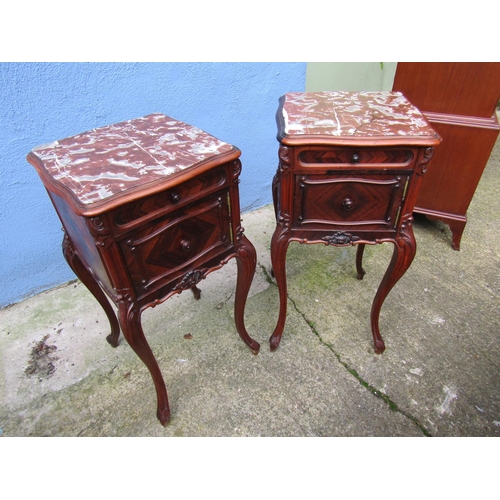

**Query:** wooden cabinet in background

left=392, top=62, right=500, bottom=250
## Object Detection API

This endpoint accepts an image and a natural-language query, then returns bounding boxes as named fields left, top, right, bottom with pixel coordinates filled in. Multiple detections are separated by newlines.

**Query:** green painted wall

left=306, top=62, right=397, bottom=91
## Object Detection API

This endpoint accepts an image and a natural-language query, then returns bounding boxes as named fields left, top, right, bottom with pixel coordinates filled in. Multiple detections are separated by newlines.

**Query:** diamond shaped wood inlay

left=147, top=217, right=217, bottom=269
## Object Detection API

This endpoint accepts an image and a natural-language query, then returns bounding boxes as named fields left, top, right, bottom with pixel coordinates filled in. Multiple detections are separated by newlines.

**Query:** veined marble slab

left=280, top=91, right=437, bottom=140
left=30, top=113, right=235, bottom=206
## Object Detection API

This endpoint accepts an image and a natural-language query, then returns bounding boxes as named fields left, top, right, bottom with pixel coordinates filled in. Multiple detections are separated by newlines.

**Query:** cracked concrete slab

left=1, top=127, right=499, bottom=437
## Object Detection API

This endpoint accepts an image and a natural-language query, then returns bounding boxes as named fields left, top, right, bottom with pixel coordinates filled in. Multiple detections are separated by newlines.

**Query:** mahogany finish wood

left=392, top=62, right=500, bottom=250
left=270, top=92, right=441, bottom=353
left=27, top=114, right=259, bottom=426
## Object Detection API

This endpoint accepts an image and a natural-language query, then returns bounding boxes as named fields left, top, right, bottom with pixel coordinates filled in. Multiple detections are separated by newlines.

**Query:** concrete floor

left=1, top=130, right=499, bottom=437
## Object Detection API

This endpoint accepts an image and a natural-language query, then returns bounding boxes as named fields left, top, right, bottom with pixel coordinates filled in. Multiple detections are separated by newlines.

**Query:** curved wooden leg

left=62, top=234, right=120, bottom=347
left=370, top=230, right=416, bottom=354
left=272, top=171, right=279, bottom=219
left=234, top=234, right=260, bottom=354
left=190, top=285, right=202, bottom=300
left=356, top=243, right=366, bottom=280
left=269, top=225, right=290, bottom=351
left=119, top=304, right=170, bottom=426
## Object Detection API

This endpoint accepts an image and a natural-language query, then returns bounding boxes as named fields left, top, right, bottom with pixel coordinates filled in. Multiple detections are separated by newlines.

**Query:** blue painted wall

left=0, top=62, right=306, bottom=307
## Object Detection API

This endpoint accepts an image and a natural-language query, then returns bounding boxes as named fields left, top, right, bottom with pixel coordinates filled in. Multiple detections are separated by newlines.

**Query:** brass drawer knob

left=351, top=154, right=360, bottom=163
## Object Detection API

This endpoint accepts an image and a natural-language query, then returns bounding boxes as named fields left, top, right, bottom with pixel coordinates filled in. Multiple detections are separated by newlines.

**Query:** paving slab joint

left=258, top=262, right=433, bottom=435
left=261, top=261, right=434, bottom=437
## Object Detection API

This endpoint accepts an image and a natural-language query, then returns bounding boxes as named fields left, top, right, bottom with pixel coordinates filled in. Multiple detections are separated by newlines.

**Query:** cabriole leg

left=269, top=226, right=290, bottom=351
left=356, top=243, right=366, bottom=280
left=62, top=234, right=120, bottom=347
left=234, top=234, right=260, bottom=354
left=370, top=232, right=416, bottom=354
left=119, top=304, right=170, bottom=426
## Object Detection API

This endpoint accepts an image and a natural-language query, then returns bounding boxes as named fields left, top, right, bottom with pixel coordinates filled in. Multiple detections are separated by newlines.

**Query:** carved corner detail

left=232, top=159, right=242, bottom=178
left=416, top=147, right=434, bottom=175
left=278, top=146, right=291, bottom=170
left=87, top=216, right=113, bottom=247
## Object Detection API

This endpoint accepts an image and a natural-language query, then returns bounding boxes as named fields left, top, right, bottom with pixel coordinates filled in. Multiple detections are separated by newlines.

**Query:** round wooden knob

left=181, top=240, right=191, bottom=252
left=342, top=198, right=354, bottom=210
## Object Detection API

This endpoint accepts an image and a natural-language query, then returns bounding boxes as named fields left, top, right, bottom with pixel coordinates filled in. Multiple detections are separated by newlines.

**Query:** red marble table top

left=29, top=113, right=236, bottom=208
left=278, top=91, right=440, bottom=146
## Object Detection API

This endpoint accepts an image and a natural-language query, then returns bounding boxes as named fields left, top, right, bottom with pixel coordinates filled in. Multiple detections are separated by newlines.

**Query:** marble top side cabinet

left=269, top=91, right=441, bottom=353
left=27, top=113, right=259, bottom=426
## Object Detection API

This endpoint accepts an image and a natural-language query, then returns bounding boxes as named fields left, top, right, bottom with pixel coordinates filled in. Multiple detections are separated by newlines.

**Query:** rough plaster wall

left=0, top=62, right=306, bottom=307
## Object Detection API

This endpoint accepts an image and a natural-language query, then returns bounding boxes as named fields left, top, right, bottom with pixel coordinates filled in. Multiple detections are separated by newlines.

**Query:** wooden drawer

left=111, top=166, right=228, bottom=233
left=293, top=173, right=409, bottom=229
left=119, top=191, right=231, bottom=295
left=297, top=147, right=414, bottom=168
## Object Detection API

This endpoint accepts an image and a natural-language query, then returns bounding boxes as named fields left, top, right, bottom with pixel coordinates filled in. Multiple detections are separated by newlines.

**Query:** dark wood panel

left=297, top=147, right=413, bottom=166
left=294, top=173, right=407, bottom=229
left=120, top=193, right=230, bottom=293
left=416, top=121, right=499, bottom=215
left=393, top=63, right=500, bottom=118
left=393, top=62, right=500, bottom=249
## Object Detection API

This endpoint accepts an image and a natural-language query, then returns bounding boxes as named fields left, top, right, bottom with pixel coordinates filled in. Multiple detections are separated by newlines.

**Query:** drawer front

left=297, top=147, right=414, bottom=167
left=111, top=166, right=227, bottom=232
left=294, top=173, right=409, bottom=229
left=119, top=191, right=231, bottom=294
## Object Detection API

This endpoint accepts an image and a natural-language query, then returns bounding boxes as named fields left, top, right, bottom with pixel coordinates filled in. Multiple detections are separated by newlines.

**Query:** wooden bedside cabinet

left=270, top=92, right=441, bottom=353
left=27, top=113, right=259, bottom=426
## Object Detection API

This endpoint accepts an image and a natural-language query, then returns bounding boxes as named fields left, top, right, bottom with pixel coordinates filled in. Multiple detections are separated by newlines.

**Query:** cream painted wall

left=306, top=62, right=397, bottom=91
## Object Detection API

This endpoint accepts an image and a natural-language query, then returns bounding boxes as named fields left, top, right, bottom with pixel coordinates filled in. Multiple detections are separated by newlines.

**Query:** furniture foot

left=417, top=211, right=466, bottom=251
left=234, top=234, right=260, bottom=354
left=119, top=304, right=171, bottom=425
left=373, top=338, right=386, bottom=354
left=269, top=333, right=282, bottom=352
left=370, top=229, right=416, bottom=354
left=447, top=219, right=466, bottom=251
left=62, top=234, right=121, bottom=347
left=356, top=243, right=366, bottom=280
left=269, top=225, right=290, bottom=351
left=157, top=407, right=171, bottom=427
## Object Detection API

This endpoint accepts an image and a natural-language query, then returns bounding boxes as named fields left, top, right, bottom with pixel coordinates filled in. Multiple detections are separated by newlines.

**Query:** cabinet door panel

left=120, top=192, right=230, bottom=293
left=294, top=173, right=408, bottom=229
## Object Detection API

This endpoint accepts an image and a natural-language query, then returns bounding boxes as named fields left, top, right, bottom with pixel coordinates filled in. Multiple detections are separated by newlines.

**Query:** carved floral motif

left=278, top=146, right=291, bottom=170
left=87, top=216, right=113, bottom=247
left=416, top=147, right=434, bottom=175
left=173, top=269, right=206, bottom=292
left=321, top=231, right=360, bottom=246
left=232, top=159, right=242, bottom=178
